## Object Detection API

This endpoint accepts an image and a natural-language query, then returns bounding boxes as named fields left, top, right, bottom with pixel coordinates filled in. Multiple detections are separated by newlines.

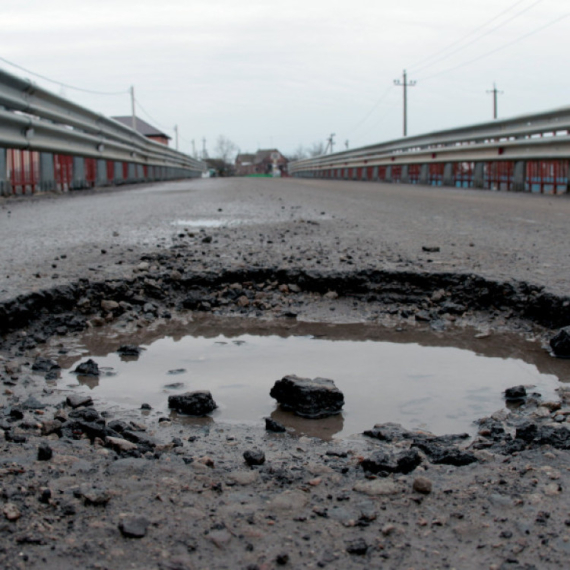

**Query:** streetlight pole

left=394, top=70, right=416, bottom=137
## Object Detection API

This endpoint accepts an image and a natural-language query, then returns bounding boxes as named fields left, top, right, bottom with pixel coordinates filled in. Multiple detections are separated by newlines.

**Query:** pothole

left=47, top=317, right=565, bottom=440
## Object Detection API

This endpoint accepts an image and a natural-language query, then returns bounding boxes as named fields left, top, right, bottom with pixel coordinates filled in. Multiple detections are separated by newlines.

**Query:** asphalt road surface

left=1, top=177, right=569, bottom=303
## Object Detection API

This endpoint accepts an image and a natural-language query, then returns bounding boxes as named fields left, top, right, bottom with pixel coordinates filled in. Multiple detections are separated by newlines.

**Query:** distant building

left=112, top=116, right=171, bottom=146
left=235, top=149, right=288, bottom=176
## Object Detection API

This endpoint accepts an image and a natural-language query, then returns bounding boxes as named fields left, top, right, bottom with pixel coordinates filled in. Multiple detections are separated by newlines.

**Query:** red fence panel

left=485, top=161, right=514, bottom=191
left=453, top=162, right=473, bottom=188
left=54, top=154, right=73, bottom=191
left=526, top=160, right=568, bottom=194
left=428, top=163, right=444, bottom=186
left=7, top=150, right=39, bottom=194
left=85, top=158, right=97, bottom=186
left=408, top=164, right=421, bottom=184
left=391, top=165, right=402, bottom=182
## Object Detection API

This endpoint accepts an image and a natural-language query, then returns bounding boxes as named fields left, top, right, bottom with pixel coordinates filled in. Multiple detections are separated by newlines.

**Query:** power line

left=0, top=56, right=128, bottom=95
left=346, top=86, right=394, bottom=135
left=407, top=0, right=529, bottom=71
left=133, top=97, right=173, bottom=135
left=417, top=12, right=570, bottom=83
left=411, top=0, right=544, bottom=75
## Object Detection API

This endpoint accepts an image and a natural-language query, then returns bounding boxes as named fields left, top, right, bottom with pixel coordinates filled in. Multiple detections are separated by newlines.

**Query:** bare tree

left=308, top=141, right=326, bottom=157
left=288, top=145, right=308, bottom=162
left=214, top=135, right=238, bottom=164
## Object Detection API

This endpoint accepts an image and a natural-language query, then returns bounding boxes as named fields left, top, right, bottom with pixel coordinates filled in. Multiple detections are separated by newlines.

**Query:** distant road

left=1, top=178, right=569, bottom=303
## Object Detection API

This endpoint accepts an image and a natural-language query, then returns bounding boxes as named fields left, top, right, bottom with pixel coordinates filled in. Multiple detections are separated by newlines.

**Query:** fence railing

left=0, top=68, right=205, bottom=195
left=289, top=107, right=570, bottom=194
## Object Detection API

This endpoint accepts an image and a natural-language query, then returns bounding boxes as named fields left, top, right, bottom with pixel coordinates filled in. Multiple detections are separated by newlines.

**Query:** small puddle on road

left=54, top=318, right=565, bottom=440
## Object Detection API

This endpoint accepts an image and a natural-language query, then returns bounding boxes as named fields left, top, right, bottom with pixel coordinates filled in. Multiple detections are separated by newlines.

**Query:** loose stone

left=168, top=391, right=217, bottom=416
left=73, top=359, right=100, bottom=376
left=413, top=476, right=433, bottom=494
left=270, top=375, right=344, bottom=419
left=37, top=443, right=53, bottom=461
left=66, top=394, right=94, bottom=408
left=119, top=515, right=150, bottom=538
left=550, top=326, right=570, bottom=358
left=243, top=450, right=266, bottom=466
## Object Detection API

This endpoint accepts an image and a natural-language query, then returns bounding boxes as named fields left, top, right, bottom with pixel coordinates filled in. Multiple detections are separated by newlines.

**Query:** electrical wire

left=0, top=56, right=128, bottom=95
left=410, top=0, right=544, bottom=75
left=345, top=86, right=395, bottom=135
left=134, top=97, right=173, bottom=135
left=417, top=11, right=570, bottom=83
left=407, top=0, right=529, bottom=71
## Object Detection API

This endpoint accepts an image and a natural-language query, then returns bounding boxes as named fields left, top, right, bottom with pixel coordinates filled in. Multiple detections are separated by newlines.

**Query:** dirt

left=1, top=178, right=570, bottom=570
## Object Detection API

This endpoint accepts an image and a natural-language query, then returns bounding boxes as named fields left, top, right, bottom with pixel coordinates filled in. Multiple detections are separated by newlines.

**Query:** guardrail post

left=473, top=163, right=485, bottom=189
left=0, top=148, right=8, bottom=196
left=72, top=157, right=85, bottom=190
left=513, top=161, right=526, bottom=192
left=126, top=163, right=135, bottom=183
left=96, top=160, right=107, bottom=186
left=39, top=153, right=56, bottom=192
left=443, top=163, right=454, bottom=186
left=385, top=166, right=393, bottom=183
left=401, top=165, right=410, bottom=184
left=113, top=161, right=122, bottom=185
left=419, top=164, right=429, bottom=185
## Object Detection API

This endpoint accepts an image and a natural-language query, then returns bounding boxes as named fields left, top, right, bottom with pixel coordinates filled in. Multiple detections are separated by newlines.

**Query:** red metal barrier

left=485, top=161, right=514, bottom=191
left=378, top=166, right=387, bottom=181
left=106, top=161, right=114, bottom=182
left=54, top=154, right=73, bottom=191
left=122, top=162, right=128, bottom=180
left=392, top=165, right=402, bottom=182
left=7, top=149, right=39, bottom=194
left=85, top=158, right=97, bottom=186
left=453, top=162, right=473, bottom=188
left=526, top=160, right=568, bottom=194
left=429, top=163, right=445, bottom=186
left=408, top=164, right=421, bottom=184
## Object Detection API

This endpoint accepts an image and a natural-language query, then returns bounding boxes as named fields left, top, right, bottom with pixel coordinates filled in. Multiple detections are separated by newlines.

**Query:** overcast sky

left=2, top=0, right=569, bottom=158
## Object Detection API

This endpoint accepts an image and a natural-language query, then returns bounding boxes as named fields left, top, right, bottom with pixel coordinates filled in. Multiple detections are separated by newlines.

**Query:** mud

left=1, top=178, right=570, bottom=570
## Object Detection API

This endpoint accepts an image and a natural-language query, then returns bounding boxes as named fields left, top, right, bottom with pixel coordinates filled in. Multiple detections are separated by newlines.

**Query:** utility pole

left=394, top=70, right=416, bottom=137
left=345, top=140, right=349, bottom=150
left=130, top=86, right=136, bottom=131
left=325, top=133, right=336, bottom=154
left=486, top=82, right=503, bottom=120
left=192, top=139, right=197, bottom=157
left=202, top=138, right=208, bottom=159
left=174, top=125, right=179, bottom=151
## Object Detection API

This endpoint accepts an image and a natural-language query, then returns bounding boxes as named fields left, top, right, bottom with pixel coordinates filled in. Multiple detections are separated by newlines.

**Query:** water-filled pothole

left=53, top=318, right=565, bottom=440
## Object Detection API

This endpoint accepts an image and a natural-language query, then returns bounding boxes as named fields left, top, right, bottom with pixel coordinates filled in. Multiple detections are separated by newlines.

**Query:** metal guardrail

left=289, top=106, right=570, bottom=193
left=0, top=67, right=205, bottom=193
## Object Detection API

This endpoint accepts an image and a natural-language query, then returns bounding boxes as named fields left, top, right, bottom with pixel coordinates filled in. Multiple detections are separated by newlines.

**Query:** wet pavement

left=1, top=177, right=569, bottom=304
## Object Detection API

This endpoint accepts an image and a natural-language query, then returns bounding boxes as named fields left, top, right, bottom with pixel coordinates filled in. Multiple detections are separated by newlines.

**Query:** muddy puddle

left=50, top=317, right=567, bottom=440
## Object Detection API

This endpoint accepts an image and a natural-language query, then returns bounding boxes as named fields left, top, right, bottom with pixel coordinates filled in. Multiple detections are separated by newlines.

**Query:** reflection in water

left=76, top=374, right=99, bottom=390
left=270, top=407, right=344, bottom=441
left=49, top=315, right=565, bottom=439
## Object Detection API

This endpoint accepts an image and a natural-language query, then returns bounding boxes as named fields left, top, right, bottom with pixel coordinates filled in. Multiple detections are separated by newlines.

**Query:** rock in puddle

left=270, top=375, right=344, bottom=418
left=73, top=359, right=100, bottom=376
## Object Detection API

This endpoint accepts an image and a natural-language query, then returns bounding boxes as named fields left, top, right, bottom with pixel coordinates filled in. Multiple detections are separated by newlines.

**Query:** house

left=234, top=153, right=256, bottom=176
left=235, top=149, right=288, bottom=176
left=112, top=116, right=171, bottom=146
